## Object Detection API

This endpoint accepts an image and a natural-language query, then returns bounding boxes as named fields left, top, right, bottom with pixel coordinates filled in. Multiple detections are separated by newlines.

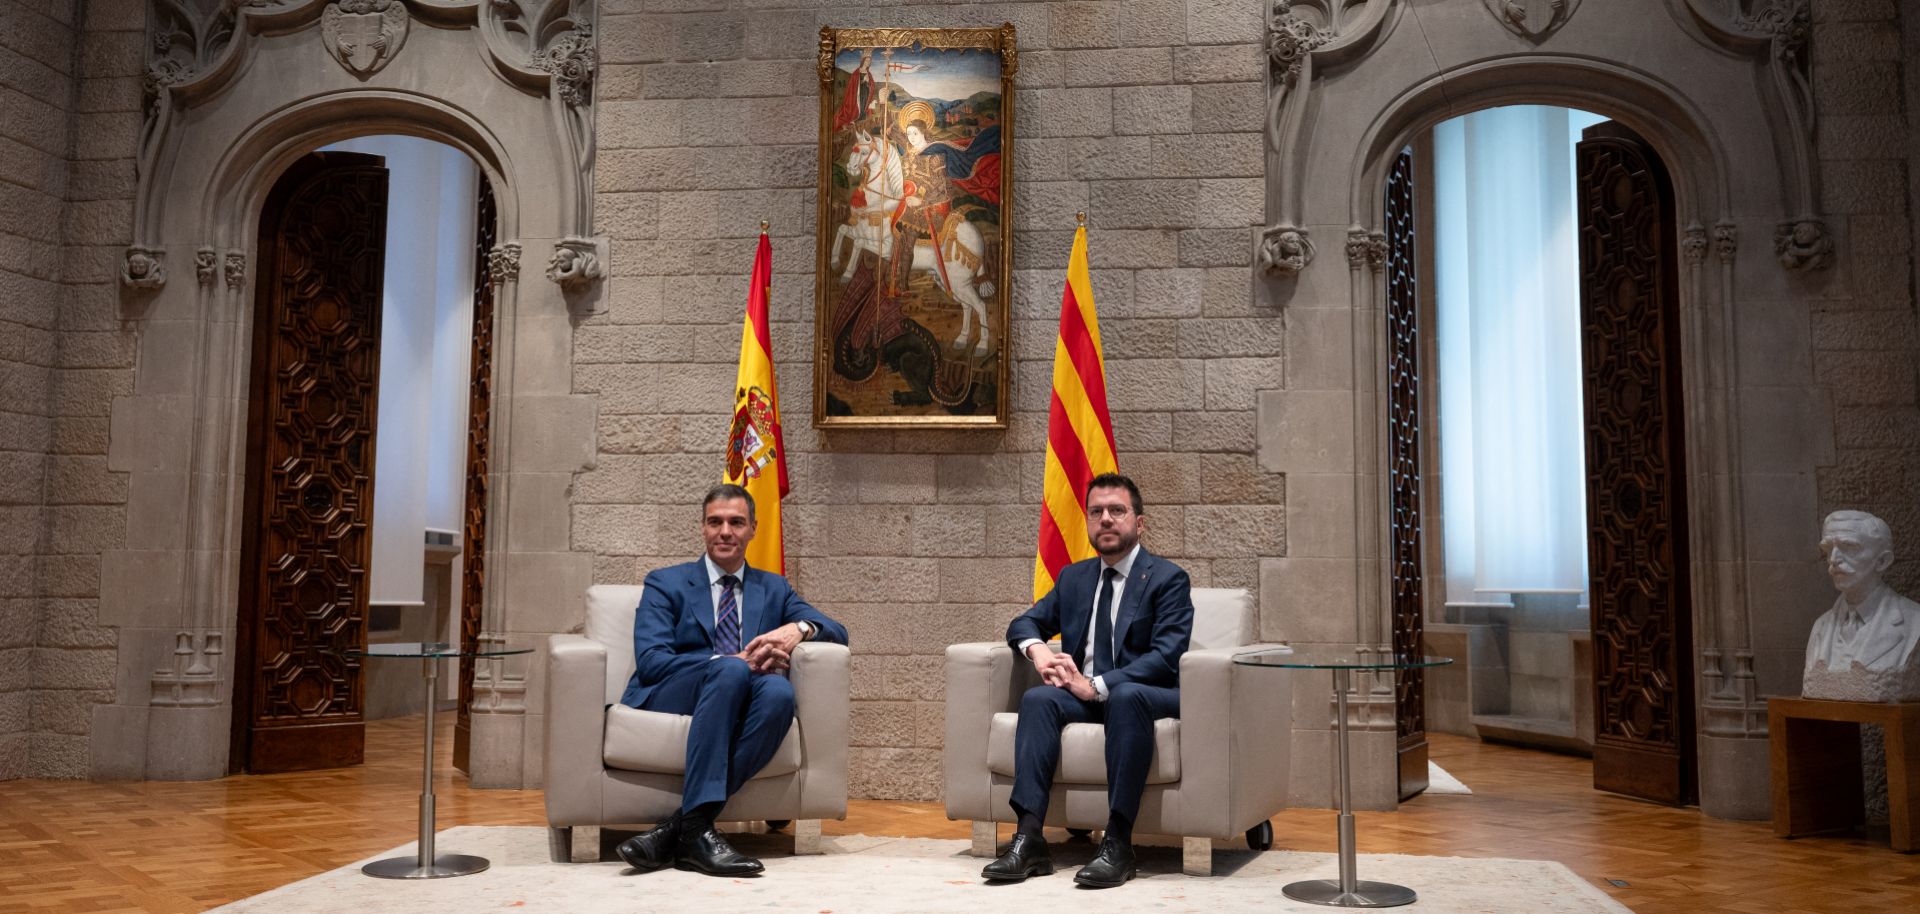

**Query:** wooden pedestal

left=1768, top=696, right=1920, bottom=852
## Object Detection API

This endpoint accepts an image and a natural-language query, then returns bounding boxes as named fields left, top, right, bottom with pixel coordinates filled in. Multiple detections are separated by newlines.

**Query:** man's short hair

left=1085, top=472, right=1143, bottom=516
left=703, top=483, right=756, bottom=522
left=1824, top=509, right=1892, bottom=552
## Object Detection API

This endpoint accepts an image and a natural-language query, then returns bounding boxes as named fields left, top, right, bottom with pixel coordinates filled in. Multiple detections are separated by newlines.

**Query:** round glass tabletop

left=1232, top=648, right=1454, bottom=671
left=338, top=642, right=534, bottom=659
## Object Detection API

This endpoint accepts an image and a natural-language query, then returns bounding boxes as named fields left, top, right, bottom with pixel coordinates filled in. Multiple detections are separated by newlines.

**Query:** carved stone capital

left=1259, top=224, right=1315, bottom=277
left=1713, top=221, right=1737, bottom=265
left=545, top=236, right=603, bottom=291
left=223, top=251, right=247, bottom=290
left=489, top=241, right=522, bottom=283
left=532, top=21, right=596, bottom=107
left=122, top=246, right=167, bottom=290
left=195, top=247, right=218, bottom=286
left=1681, top=223, right=1708, bottom=265
left=1773, top=218, right=1832, bottom=271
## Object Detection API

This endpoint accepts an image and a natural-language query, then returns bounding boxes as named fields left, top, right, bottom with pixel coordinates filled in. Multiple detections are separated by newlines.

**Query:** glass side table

left=340, top=641, right=533, bottom=879
left=1232, top=649, right=1455, bottom=908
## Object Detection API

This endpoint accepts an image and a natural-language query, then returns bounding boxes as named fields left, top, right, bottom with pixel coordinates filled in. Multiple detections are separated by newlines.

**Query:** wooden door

left=231, top=152, right=389, bottom=774
left=1576, top=122, right=1696, bottom=806
left=453, top=176, right=497, bottom=773
left=1383, top=146, right=1430, bottom=800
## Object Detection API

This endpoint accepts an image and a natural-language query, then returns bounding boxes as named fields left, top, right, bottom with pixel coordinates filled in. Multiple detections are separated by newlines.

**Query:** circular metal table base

left=1282, top=879, right=1418, bottom=908
left=362, top=854, right=491, bottom=879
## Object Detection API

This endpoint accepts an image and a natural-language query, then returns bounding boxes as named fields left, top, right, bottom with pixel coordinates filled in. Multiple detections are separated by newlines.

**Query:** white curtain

left=1435, top=106, right=1605, bottom=601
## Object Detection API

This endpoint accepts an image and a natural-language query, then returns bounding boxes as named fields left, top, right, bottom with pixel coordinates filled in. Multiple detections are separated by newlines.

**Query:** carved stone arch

left=97, top=2, right=599, bottom=785
left=1334, top=56, right=1771, bottom=818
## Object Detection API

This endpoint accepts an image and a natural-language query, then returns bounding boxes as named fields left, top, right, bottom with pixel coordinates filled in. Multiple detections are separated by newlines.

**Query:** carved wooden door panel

left=233, top=152, right=389, bottom=774
left=1576, top=123, right=1695, bottom=806
left=1383, top=147, right=1430, bottom=800
left=454, top=176, right=497, bottom=773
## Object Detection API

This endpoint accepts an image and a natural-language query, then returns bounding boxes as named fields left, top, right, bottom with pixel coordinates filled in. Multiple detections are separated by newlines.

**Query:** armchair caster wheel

left=1246, top=820, right=1273, bottom=851
left=766, top=820, right=791, bottom=831
left=1067, top=828, right=1093, bottom=840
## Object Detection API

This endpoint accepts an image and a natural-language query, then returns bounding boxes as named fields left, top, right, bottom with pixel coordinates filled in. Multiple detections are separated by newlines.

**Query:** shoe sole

left=981, top=861, right=1055, bottom=882
left=615, top=847, right=672, bottom=872
left=673, top=860, right=764, bottom=877
left=1072, top=866, right=1137, bottom=888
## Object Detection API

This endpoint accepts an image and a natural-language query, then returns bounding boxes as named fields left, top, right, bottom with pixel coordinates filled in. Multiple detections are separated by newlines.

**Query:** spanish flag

left=1032, top=225, right=1117, bottom=600
left=724, top=228, right=789, bottom=574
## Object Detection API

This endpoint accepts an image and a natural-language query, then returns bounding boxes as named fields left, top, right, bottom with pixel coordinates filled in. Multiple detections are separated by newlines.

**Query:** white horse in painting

left=830, top=130, right=993, bottom=355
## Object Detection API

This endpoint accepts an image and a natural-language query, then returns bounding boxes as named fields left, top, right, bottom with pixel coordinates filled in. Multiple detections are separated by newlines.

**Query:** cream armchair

left=943, top=587, right=1291, bottom=875
left=543, top=584, right=850, bottom=862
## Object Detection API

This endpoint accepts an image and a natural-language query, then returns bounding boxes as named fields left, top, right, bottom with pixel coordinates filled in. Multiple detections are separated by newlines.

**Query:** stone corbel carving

left=489, top=241, right=523, bottom=283
left=1679, top=0, right=1825, bottom=271
left=1260, top=224, right=1315, bottom=276
left=1773, top=218, right=1832, bottom=272
left=1713, top=221, right=1737, bottom=264
left=1483, top=0, right=1580, bottom=42
left=1681, top=223, right=1708, bottom=265
left=224, top=251, right=247, bottom=290
left=1344, top=226, right=1387, bottom=272
left=546, top=236, right=605, bottom=292
left=321, top=0, right=411, bottom=77
left=1263, top=1, right=1400, bottom=282
left=122, top=246, right=168, bottom=290
left=195, top=247, right=218, bottom=286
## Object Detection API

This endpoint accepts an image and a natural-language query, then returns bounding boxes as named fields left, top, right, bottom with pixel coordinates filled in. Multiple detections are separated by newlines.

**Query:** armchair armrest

left=544, top=633, right=610, bottom=824
left=1175, top=643, right=1293, bottom=838
left=789, top=641, right=851, bottom=819
left=944, top=642, right=1041, bottom=820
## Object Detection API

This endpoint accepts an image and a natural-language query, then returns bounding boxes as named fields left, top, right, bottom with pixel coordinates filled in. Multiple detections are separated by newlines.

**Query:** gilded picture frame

left=813, top=25, right=1015, bottom=428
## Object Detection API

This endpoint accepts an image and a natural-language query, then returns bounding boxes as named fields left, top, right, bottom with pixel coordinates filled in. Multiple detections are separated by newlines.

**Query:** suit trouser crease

left=1009, top=682, right=1179, bottom=826
left=639, top=656, right=797, bottom=811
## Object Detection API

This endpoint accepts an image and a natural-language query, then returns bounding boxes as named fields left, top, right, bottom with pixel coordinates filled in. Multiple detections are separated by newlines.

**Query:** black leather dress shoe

left=615, top=816, right=682, bottom=872
left=1072, top=836, right=1137, bottom=888
left=675, top=827, right=765, bottom=877
left=981, top=832, right=1055, bottom=881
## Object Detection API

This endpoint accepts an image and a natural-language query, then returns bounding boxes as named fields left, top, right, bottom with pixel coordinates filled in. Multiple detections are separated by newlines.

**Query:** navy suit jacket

left=1006, top=548, right=1194, bottom=691
left=618, top=558, right=848, bottom=709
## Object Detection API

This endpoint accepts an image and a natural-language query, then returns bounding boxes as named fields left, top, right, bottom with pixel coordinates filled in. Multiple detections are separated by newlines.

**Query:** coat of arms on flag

left=727, top=385, right=780, bottom=482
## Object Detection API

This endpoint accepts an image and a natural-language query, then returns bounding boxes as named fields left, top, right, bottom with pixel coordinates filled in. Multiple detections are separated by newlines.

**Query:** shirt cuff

left=1091, top=675, right=1109, bottom=701
left=1016, top=638, right=1045, bottom=661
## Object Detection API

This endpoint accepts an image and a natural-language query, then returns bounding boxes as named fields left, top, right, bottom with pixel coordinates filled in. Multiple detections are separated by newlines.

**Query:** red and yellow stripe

left=1033, top=226, right=1117, bottom=600
left=726, top=230, right=789, bottom=574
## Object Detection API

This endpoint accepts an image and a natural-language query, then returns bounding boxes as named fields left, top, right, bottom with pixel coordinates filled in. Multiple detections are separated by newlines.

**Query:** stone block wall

left=1811, top=1, right=1920, bottom=595
left=584, top=0, right=1275, bottom=799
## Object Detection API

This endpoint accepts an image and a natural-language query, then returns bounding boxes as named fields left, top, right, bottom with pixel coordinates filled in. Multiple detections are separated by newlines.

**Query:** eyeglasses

left=1086, top=505, right=1132, bottom=520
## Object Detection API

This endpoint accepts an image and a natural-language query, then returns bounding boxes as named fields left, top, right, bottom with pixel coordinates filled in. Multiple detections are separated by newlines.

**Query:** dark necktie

left=1093, top=567, right=1118, bottom=676
left=716, top=574, right=742, bottom=655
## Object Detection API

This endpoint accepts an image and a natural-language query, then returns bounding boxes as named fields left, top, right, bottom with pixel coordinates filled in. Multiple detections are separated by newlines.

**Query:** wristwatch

left=797, top=620, right=816, bottom=641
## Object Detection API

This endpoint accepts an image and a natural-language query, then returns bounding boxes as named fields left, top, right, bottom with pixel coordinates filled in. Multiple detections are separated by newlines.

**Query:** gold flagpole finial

left=1076, top=211, right=1086, bottom=227
left=760, top=220, right=770, bottom=234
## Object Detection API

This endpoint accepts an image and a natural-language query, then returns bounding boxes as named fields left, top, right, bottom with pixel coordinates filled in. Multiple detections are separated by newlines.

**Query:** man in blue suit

left=984, top=473, right=1194, bottom=888
left=614, top=484, right=848, bottom=877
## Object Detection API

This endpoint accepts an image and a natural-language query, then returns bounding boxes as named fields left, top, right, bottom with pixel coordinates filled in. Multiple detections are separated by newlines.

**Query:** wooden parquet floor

left=1, top=720, right=1916, bottom=913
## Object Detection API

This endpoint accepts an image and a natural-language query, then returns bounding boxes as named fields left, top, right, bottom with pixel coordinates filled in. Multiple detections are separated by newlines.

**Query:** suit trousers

left=639, top=656, right=796, bottom=811
left=1009, top=681, right=1180, bottom=827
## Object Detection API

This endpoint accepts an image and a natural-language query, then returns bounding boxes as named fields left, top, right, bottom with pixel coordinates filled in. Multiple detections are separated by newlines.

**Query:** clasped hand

left=1028, top=646, right=1097, bottom=701
left=736, top=623, right=802, bottom=673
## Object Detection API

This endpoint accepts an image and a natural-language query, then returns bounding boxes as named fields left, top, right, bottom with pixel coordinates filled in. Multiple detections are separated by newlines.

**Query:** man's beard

left=1093, top=529, right=1138, bottom=557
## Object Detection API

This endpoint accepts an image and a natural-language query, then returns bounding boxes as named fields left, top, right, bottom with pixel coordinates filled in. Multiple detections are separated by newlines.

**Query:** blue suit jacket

left=618, top=558, right=849, bottom=709
left=1006, top=548, right=1194, bottom=691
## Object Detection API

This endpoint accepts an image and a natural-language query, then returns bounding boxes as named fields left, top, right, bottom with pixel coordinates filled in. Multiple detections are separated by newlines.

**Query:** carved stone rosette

left=532, top=21, right=596, bottom=107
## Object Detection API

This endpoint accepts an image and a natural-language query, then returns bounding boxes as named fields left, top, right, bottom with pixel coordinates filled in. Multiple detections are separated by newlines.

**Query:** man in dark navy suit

left=984, top=472, right=1194, bottom=888
left=613, top=484, right=848, bottom=877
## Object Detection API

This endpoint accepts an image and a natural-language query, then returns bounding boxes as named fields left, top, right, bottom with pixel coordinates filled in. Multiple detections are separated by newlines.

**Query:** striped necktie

left=716, top=574, right=742, bottom=655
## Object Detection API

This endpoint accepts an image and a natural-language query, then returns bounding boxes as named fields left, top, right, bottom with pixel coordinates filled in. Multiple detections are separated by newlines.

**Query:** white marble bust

left=1803, top=511, right=1920, bottom=702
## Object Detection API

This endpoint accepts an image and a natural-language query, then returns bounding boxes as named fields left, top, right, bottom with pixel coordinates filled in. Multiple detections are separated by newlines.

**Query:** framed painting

left=813, top=25, right=1015, bottom=428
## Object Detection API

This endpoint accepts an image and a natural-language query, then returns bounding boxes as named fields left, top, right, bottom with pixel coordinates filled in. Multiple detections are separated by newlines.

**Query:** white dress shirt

left=1020, top=543, right=1141, bottom=701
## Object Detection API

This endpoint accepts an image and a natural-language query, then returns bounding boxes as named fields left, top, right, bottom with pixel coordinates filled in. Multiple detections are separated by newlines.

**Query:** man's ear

left=1874, top=549, right=1897, bottom=572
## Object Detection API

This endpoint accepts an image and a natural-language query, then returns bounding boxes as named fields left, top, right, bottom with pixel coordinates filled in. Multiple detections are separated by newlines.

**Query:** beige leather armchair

left=943, top=587, right=1291, bottom=875
left=543, top=584, right=850, bottom=862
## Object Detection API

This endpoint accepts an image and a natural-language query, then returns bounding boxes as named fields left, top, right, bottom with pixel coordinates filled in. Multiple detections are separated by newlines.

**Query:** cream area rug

left=208, top=826, right=1630, bottom=913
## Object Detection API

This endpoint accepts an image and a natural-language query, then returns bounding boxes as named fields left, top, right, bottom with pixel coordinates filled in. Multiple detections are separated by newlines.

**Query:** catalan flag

left=723, top=228, right=789, bottom=573
left=1032, top=224, right=1117, bottom=600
